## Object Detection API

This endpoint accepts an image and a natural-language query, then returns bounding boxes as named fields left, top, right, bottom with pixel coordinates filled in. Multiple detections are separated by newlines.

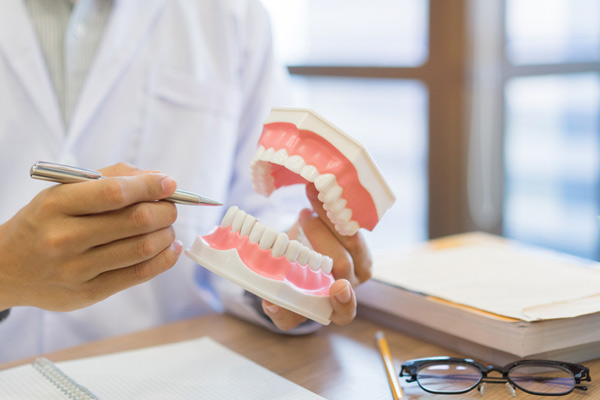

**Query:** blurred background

left=261, top=0, right=600, bottom=262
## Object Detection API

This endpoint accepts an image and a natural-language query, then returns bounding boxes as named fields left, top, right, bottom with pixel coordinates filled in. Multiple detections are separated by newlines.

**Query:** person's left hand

left=262, top=183, right=373, bottom=330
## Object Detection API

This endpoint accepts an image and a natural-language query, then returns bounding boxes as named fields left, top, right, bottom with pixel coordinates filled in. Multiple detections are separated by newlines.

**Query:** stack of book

left=356, top=232, right=600, bottom=365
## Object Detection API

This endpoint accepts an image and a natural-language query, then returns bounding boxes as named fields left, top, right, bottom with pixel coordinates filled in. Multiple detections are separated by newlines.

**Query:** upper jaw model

left=251, top=108, right=396, bottom=236
left=186, top=108, right=396, bottom=325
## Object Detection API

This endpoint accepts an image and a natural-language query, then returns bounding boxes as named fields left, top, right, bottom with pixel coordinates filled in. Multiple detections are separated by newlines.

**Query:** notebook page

left=57, top=337, right=324, bottom=400
left=0, top=364, right=69, bottom=399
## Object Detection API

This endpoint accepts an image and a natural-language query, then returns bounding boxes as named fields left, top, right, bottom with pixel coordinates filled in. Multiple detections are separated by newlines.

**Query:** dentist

left=0, top=0, right=371, bottom=363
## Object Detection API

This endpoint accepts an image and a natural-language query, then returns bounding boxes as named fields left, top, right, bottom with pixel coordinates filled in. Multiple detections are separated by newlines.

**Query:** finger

left=58, top=173, right=177, bottom=215
left=262, top=300, right=308, bottom=331
left=329, top=279, right=356, bottom=326
left=306, top=183, right=373, bottom=283
left=99, top=162, right=146, bottom=177
left=87, top=240, right=183, bottom=300
left=79, top=201, right=177, bottom=246
left=81, top=226, right=177, bottom=279
left=298, top=209, right=359, bottom=287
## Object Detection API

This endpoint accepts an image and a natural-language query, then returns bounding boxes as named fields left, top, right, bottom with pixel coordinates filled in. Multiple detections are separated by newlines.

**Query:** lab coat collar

left=0, top=0, right=65, bottom=141
left=67, top=0, right=165, bottom=145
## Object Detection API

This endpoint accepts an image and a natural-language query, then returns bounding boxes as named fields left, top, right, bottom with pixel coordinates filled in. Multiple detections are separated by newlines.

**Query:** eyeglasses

left=400, top=357, right=591, bottom=396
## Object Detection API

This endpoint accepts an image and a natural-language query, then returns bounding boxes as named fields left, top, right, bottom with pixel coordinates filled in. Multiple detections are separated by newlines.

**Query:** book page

left=0, top=338, right=324, bottom=399
left=373, top=238, right=600, bottom=321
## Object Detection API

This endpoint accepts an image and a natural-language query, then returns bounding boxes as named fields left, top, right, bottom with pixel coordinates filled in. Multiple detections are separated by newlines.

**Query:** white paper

left=0, top=337, right=324, bottom=400
left=373, top=241, right=600, bottom=321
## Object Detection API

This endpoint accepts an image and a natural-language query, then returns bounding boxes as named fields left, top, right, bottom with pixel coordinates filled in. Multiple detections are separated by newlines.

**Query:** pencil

left=374, top=330, right=405, bottom=400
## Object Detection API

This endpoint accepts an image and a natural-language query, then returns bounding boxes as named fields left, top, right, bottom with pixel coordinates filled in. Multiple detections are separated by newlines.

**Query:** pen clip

left=30, top=161, right=102, bottom=183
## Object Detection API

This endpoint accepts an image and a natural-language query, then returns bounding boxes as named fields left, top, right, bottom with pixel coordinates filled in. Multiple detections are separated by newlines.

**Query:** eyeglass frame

left=399, top=356, right=591, bottom=396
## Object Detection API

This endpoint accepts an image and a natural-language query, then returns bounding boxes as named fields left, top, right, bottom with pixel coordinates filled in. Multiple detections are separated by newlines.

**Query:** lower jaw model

left=186, top=108, right=396, bottom=325
left=186, top=205, right=335, bottom=324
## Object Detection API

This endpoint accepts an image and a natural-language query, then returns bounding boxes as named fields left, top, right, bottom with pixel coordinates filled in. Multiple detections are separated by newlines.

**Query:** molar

left=319, top=184, right=343, bottom=204
left=314, top=174, right=336, bottom=192
left=300, top=165, right=319, bottom=182
left=284, top=155, right=305, bottom=173
left=272, top=148, right=288, bottom=165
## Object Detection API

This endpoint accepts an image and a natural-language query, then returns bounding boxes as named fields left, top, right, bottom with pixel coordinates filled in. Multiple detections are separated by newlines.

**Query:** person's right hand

left=0, top=163, right=182, bottom=311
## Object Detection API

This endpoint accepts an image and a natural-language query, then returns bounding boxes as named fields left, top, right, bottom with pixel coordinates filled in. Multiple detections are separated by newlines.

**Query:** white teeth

left=221, top=206, right=239, bottom=228
left=219, top=207, right=335, bottom=273
left=300, top=165, right=319, bottom=182
left=314, top=174, right=336, bottom=192
left=259, top=227, right=278, bottom=250
left=321, top=256, right=333, bottom=274
left=297, top=246, right=310, bottom=265
left=307, top=251, right=322, bottom=271
left=272, top=148, right=288, bottom=164
left=251, top=146, right=361, bottom=237
left=284, top=155, right=305, bottom=173
left=249, top=222, right=266, bottom=244
left=231, top=209, right=247, bottom=233
left=271, top=232, right=289, bottom=257
left=240, top=214, right=256, bottom=237
left=285, top=240, right=301, bottom=262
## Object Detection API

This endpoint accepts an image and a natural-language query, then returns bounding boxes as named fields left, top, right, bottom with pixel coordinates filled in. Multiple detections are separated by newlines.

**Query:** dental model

left=251, top=107, right=396, bottom=236
left=186, top=206, right=335, bottom=324
left=187, top=107, right=396, bottom=324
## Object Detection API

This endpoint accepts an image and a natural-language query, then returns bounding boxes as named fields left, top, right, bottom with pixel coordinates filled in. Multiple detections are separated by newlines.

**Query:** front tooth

left=259, top=227, right=278, bottom=250
left=284, top=155, right=305, bottom=173
left=314, top=174, right=336, bottom=192
left=321, top=256, right=333, bottom=274
left=231, top=209, right=247, bottom=233
left=272, top=148, right=288, bottom=165
left=271, top=232, right=289, bottom=257
left=262, top=147, right=275, bottom=161
left=307, top=251, right=322, bottom=271
left=297, top=245, right=310, bottom=265
left=221, top=206, right=238, bottom=228
left=240, top=214, right=256, bottom=236
left=249, top=222, right=266, bottom=243
left=300, top=165, right=319, bottom=182
left=285, top=240, right=301, bottom=262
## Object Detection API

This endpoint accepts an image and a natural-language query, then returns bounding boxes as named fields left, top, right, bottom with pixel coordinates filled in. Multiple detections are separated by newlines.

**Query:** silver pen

left=30, top=161, right=222, bottom=206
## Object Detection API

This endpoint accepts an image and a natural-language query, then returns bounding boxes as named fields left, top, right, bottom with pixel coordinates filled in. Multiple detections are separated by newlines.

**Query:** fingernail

left=160, top=175, right=177, bottom=194
left=334, top=281, right=352, bottom=304
left=172, top=240, right=183, bottom=255
left=264, top=303, right=280, bottom=314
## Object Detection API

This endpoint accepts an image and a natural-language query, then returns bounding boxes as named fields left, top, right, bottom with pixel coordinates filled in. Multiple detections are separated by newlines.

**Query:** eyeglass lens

left=417, top=363, right=482, bottom=393
left=508, top=364, right=575, bottom=395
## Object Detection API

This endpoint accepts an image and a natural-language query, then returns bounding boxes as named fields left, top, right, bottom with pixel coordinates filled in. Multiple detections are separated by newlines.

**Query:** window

left=263, top=0, right=600, bottom=261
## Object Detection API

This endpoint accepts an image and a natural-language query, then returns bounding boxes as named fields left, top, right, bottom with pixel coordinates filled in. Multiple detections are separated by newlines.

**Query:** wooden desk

left=1, top=313, right=597, bottom=399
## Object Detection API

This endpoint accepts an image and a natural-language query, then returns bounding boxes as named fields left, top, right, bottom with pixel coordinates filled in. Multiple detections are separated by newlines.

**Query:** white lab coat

left=0, top=0, right=307, bottom=362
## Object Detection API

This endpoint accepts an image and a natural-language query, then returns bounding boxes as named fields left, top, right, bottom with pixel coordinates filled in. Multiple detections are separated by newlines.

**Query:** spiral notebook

left=0, top=337, right=324, bottom=399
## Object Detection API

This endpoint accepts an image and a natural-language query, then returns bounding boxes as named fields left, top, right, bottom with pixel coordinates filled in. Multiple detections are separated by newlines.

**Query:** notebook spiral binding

left=32, top=358, right=99, bottom=400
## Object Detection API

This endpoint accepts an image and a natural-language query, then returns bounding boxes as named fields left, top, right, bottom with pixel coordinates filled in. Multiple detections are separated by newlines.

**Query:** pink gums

left=203, top=226, right=334, bottom=296
left=258, top=122, right=378, bottom=231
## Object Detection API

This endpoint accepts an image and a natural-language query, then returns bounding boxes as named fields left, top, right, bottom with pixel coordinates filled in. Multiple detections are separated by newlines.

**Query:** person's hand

left=262, top=183, right=373, bottom=330
left=0, top=163, right=182, bottom=311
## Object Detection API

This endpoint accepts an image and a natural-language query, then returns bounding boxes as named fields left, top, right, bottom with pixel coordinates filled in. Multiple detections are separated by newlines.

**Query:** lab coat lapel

left=0, top=0, right=65, bottom=141
left=67, top=0, right=164, bottom=142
